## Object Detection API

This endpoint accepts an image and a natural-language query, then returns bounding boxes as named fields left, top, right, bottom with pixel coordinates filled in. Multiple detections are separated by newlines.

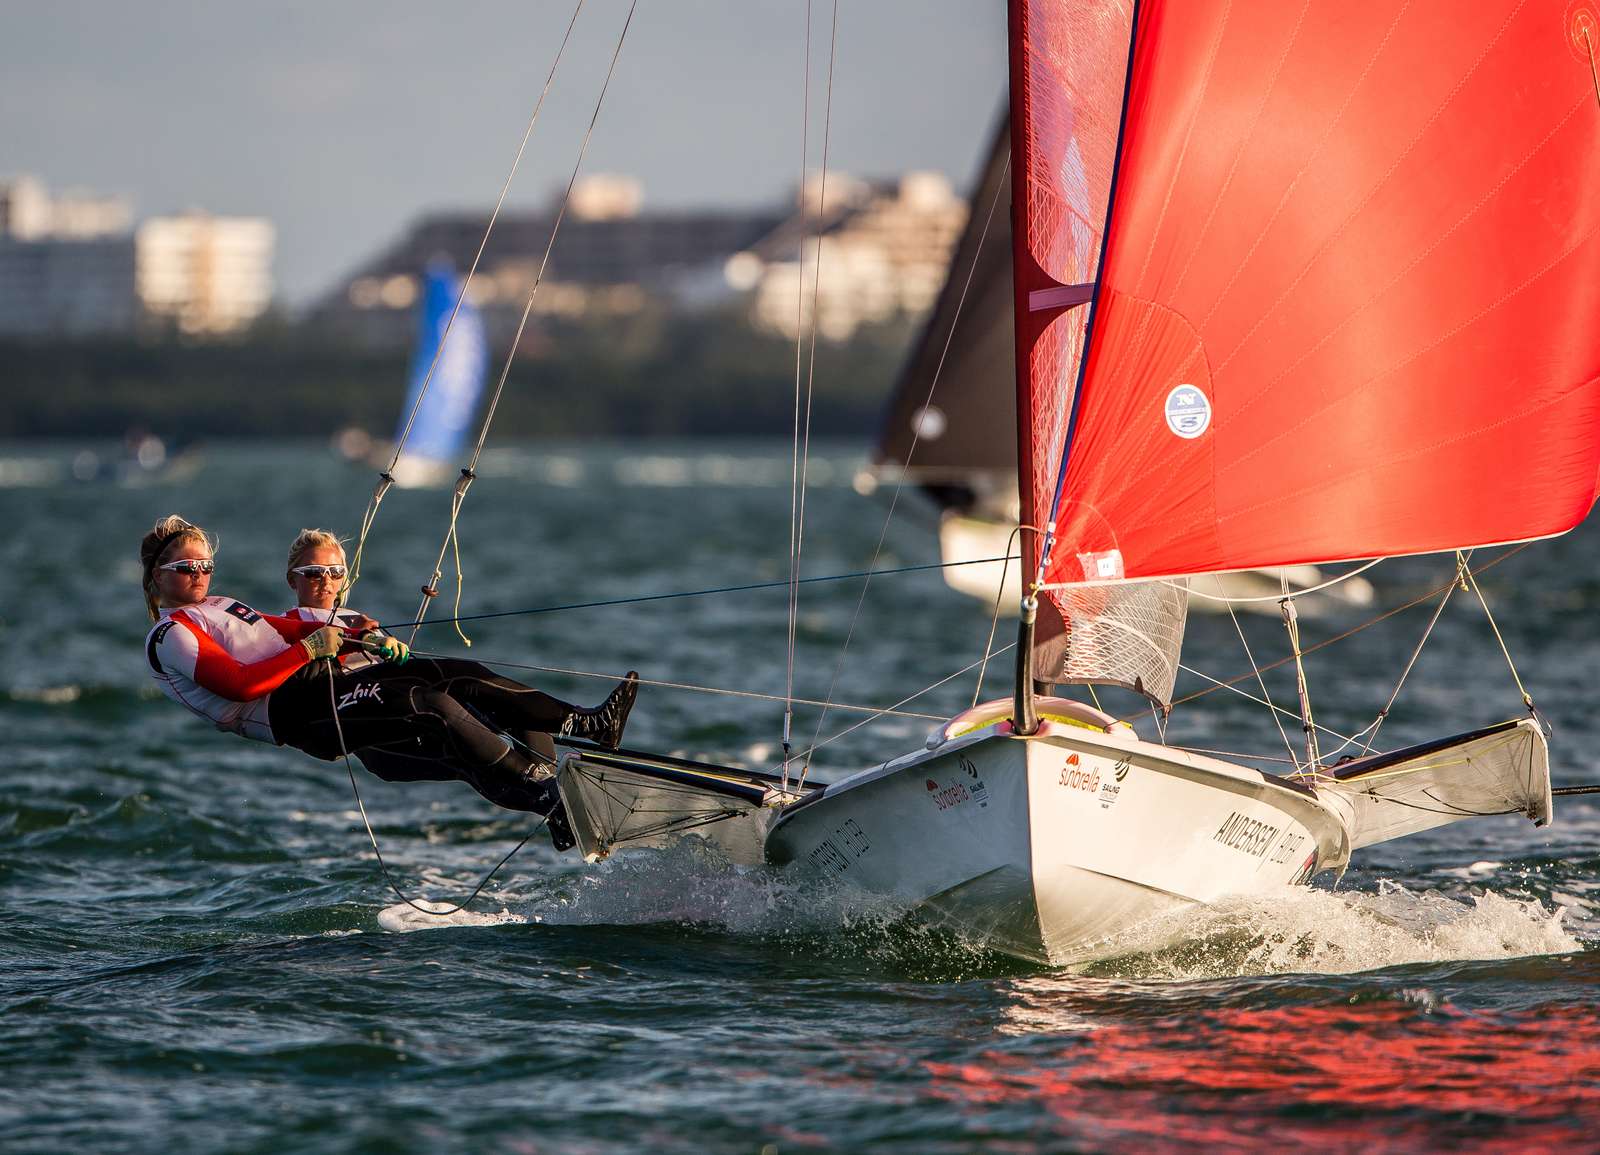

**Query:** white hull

left=765, top=707, right=1348, bottom=964
left=763, top=706, right=1549, bottom=965
left=940, top=512, right=1374, bottom=617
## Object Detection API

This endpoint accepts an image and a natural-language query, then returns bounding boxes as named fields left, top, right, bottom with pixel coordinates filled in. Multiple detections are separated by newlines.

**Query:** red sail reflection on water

left=926, top=1002, right=1600, bottom=1149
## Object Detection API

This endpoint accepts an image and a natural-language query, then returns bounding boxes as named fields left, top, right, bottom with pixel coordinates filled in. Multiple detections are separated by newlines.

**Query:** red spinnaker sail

left=1020, top=0, right=1600, bottom=589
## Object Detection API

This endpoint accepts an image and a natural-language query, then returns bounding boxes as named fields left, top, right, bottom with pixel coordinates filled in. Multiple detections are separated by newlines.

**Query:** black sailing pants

left=267, top=657, right=576, bottom=813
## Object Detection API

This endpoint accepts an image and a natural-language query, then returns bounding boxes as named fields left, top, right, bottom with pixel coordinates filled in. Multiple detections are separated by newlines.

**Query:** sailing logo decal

left=1099, top=756, right=1131, bottom=810
left=926, top=777, right=971, bottom=812
left=1165, top=384, right=1212, bottom=439
left=1058, top=753, right=1100, bottom=795
left=337, top=682, right=383, bottom=711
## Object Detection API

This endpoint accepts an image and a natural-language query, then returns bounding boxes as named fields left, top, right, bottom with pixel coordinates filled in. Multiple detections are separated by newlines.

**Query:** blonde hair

left=286, top=528, right=347, bottom=573
left=139, top=515, right=215, bottom=620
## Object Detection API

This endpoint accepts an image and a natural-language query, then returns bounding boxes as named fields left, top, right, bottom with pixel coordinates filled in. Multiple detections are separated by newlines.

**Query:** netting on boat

left=1036, top=577, right=1188, bottom=706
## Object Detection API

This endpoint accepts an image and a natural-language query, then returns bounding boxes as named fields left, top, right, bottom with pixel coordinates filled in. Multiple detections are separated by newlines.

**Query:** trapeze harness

left=147, top=596, right=568, bottom=815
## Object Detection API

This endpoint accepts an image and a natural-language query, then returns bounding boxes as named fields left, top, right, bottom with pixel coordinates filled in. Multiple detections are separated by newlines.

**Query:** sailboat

left=387, top=260, right=490, bottom=488
left=492, top=0, right=1597, bottom=965
left=862, top=115, right=1375, bottom=617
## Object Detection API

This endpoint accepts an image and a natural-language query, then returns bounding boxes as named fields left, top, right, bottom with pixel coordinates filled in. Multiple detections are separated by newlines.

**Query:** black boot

left=532, top=779, right=577, bottom=853
left=561, top=671, right=639, bottom=750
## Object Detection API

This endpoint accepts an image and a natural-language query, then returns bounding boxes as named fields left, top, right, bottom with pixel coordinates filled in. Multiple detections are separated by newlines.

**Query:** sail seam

left=1168, top=0, right=1311, bottom=303
left=1216, top=90, right=1590, bottom=446
left=1196, top=2, right=1412, bottom=335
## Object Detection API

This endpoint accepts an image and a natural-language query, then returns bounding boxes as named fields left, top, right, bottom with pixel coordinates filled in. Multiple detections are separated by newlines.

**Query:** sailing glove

left=300, top=626, right=345, bottom=661
left=364, top=632, right=410, bottom=664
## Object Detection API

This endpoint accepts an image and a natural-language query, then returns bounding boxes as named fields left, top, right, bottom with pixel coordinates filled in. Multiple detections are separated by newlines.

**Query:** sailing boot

left=560, top=671, right=639, bottom=750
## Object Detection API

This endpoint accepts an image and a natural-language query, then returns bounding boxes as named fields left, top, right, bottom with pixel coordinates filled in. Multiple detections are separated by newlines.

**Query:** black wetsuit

left=268, top=657, right=574, bottom=814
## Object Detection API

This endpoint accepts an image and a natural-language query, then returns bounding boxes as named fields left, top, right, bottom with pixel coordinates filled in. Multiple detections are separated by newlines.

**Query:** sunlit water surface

left=3, top=441, right=1598, bottom=1152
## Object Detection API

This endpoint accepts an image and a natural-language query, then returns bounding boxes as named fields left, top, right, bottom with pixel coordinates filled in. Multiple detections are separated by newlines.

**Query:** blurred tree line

left=0, top=308, right=915, bottom=440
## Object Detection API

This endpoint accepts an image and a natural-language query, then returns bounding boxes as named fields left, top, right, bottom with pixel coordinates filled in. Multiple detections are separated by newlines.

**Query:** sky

left=1, top=1, right=1008, bottom=306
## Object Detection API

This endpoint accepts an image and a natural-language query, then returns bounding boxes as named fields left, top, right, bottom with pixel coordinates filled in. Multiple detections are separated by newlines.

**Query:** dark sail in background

left=870, top=116, right=1017, bottom=516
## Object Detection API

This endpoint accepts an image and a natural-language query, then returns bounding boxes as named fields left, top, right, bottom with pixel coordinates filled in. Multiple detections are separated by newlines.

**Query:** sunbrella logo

left=1165, top=384, right=1211, bottom=439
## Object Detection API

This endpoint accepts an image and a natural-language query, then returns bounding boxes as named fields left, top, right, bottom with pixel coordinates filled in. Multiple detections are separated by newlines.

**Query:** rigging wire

left=791, top=644, right=1016, bottom=768
left=345, top=0, right=587, bottom=605
left=972, top=526, right=1027, bottom=707
left=795, top=152, right=1015, bottom=787
left=785, top=0, right=840, bottom=790
left=1357, top=557, right=1460, bottom=756
left=1124, top=542, right=1536, bottom=726
left=1457, top=550, right=1536, bottom=711
left=380, top=554, right=1014, bottom=633
left=1222, top=596, right=1305, bottom=771
left=410, top=649, right=947, bottom=723
left=783, top=0, right=815, bottom=782
left=407, top=0, right=640, bottom=648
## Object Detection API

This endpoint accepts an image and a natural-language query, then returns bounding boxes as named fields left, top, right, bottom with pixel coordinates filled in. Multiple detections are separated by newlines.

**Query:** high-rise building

left=136, top=213, right=275, bottom=335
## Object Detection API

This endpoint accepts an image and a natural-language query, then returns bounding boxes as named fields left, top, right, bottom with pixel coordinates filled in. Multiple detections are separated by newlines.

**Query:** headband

left=148, top=525, right=198, bottom=573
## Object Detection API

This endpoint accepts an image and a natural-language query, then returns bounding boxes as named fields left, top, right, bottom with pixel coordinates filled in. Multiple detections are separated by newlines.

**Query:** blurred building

left=729, top=171, right=968, bottom=340
left=307, top=175, right=784, bottom=352
left=0, top=177, right=274, bottom=338
left=0, top=234, right=139, bottom=337
left=136, top=213, right=275, bottom=335
left=0, top=176, right=138, bottom=336
left=0, top=174, right=131, bottom=240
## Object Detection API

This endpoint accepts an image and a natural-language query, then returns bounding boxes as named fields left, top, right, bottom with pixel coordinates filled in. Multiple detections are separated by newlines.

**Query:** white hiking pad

left=1317, top=719, right=1551, bottom=852
left=557, top=747, right=813, bottom=865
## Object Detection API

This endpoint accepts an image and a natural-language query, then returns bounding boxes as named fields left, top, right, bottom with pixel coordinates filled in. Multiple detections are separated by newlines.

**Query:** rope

left=1358, top=559, right=1460, bottom=755
left=1223, top=593, right=1301, bottom=771
left=796, top=151, right=1014, bottom=787
left=323, top=659, right=541, bottom=918
left=379, top=554, right=1013, bottom=633
left=1457, top=550, right=1535, bottom=711
left=410, top=649, right=946, bottom=722
left=408, top=0, right=639, bottom=646
left=972, top=526, right=1027, bottom=707
left=1165, top=557, right=1385, bottom=604
left=345, top=0, right=587, bottom=605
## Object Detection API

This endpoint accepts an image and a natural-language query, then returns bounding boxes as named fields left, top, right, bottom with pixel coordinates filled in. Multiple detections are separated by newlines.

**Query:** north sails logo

left=337, top=683, right=383, bottom=711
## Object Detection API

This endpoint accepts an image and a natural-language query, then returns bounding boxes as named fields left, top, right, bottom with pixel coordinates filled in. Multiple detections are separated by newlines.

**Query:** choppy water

left=4, top=441, right=1599, bottom=1152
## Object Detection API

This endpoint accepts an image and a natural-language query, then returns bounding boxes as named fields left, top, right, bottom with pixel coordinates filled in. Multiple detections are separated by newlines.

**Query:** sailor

left=141, top=516, right=635, bottom=841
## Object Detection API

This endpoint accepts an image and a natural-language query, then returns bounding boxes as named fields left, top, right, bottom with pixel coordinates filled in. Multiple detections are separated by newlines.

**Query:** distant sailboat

left=863, top=117, right=1373, bottom=616
left=389, top=261, right=489, bottom=488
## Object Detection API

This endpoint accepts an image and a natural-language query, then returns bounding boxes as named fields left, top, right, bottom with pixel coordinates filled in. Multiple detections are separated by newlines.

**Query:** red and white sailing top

left=145, top=595, right=335, bottom=742
left=283, top=605, right=379, bottom=671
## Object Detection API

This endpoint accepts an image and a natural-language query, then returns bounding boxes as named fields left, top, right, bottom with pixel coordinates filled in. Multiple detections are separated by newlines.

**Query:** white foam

left=377, top=899, right=530, bottom=933
left=1081, top=882, right=1581, bottom=980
